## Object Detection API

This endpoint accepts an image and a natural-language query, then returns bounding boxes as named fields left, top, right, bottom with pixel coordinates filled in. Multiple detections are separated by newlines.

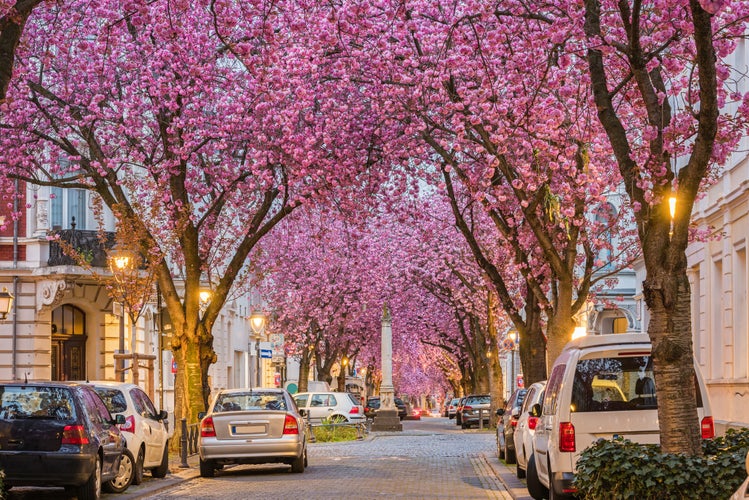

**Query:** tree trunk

left=644, top=269, right=702, bottom=454
left=297, top=349, right=312, bottom=393
left=173, top=333, right=206, bottom=426
left=518, top=289, right=546, bottom=386
left=545, top=280, right=576, bottom=374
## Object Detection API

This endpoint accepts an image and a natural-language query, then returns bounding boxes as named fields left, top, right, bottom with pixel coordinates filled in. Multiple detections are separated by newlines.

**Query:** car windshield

left=214, top=391, right=287, bottom=412
left=0, top=386, right=76, bottom=420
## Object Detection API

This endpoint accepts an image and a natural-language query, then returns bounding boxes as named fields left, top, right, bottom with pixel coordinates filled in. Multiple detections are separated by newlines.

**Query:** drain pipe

left=11, top=178, right=19, bottom=380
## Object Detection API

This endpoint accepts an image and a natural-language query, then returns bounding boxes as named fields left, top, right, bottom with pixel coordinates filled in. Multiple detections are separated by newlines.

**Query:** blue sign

left=260, top=349, right=272, bottom=359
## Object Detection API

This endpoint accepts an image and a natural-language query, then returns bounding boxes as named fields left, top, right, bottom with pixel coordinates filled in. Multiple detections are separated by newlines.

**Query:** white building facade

left=0, top=183, right=271, bottom=413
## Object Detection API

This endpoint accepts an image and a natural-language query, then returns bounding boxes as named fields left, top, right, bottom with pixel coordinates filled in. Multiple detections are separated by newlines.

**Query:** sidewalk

left=483, top=454, right=534, bottom=500
left=113, top=452, right=201, bottom=500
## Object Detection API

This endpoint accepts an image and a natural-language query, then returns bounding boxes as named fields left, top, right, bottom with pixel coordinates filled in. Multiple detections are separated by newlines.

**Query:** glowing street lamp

left=109, top=247, right=134, bottom=382
left=0, top=288, right=14, bottom=321
left=249, top=310, right=267, bottom=386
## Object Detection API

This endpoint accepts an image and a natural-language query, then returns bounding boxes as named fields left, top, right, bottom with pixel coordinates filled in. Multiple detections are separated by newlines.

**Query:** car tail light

left=200, top=417, right=216, bottom=438
left=511, top=419, right=518, bottom=428
left=283, top=414, right=299, bottom=435
left=119, top=415, right=136, bottom=433
left=559, top=422, right=575, bottom=452
left=701, top=416, right=715, bottom=439
left=349, top=406, right=360, bottom=414
left=463, top=405, right=472, bottom=411
left=527, top=416, right=539, bottom=430
left=62, top=425, right=89, bottom=445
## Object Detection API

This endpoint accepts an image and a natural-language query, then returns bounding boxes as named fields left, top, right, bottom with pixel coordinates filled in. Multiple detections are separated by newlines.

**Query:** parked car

left=0, top=381, right=126, bottom=499
left=496, top=388, right=527, bottom=464
left=364, top=396, right=407, bottom=420
left=454, top=397, right=467, bottom=426
left=84, top=381, right=170, bottom=487
left=293, top=391, right=365, bottom=423
left=198, top=387, right=308, bottom=477
left=531, top=333, right=714, bottom=500
left=460, top=394, right=491, bottom=429
left=446, top=397, right=461, bottom=419
left=512, top=381, right=547, bottom=485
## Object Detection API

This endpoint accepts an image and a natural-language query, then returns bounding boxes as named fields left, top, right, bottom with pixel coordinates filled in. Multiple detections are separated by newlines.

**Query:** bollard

left=478, top=409, right=484, bottom=430
left=306, top=412, right=316, bottom=443
left=180, top=418, right=189, bottom=468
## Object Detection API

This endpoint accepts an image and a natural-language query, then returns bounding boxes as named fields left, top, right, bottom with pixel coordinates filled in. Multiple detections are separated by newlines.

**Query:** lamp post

left=0, top=288, right=14, bottom=321
left=508, top=330, right=518, bottom=394
left=109, top=249, right=133, bottom=382
left=249, top=310, right=267, bottom=387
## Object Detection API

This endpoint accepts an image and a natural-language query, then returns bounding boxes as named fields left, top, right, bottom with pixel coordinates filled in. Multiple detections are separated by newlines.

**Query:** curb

left=482, top=453, right=534, bottom=500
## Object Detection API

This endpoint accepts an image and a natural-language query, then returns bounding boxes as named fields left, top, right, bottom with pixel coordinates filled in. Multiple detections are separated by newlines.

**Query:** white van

left=530, top=333, right=713, bottom=500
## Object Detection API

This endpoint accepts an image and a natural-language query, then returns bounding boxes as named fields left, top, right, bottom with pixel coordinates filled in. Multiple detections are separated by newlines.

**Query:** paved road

left=148, top=416, right=506, bottom=500
left=6, top=416, right=534, bottom=500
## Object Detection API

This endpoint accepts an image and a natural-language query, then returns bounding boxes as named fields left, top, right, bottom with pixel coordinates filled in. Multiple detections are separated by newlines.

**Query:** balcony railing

left=47, top=218, right=115, bottom=268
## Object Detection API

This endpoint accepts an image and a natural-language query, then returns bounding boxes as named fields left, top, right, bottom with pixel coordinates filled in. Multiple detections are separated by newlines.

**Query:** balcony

left=47, top=219, right=115, bottom=268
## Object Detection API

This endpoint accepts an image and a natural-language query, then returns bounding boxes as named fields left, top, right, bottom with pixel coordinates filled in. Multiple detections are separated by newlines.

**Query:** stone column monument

left=371, top=303, right=402, bottom=431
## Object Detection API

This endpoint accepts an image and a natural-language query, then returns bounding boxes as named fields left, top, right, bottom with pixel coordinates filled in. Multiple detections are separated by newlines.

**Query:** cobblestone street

left=146, top=417, right=506, bottom=500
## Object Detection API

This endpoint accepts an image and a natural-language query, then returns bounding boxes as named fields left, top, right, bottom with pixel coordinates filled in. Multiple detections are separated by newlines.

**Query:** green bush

left=311, top=417, right=363, bottom=443
left=575, top=428, right=749, bottom=500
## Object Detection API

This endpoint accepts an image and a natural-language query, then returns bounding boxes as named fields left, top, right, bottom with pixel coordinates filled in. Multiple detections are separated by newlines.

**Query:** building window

left=50, top=187, right=88, bottom=230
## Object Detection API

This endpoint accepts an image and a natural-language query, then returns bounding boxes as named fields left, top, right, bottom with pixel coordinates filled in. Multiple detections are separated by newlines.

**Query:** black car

left=364, top=396, right=407, bottom=420
left=496, top=388, right=527, bottom=464
left=0, top=381, right=127, bottom=499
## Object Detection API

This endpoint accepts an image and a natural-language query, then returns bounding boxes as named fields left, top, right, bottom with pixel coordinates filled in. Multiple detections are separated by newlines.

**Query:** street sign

left=260, top=349, right=272, bottom=359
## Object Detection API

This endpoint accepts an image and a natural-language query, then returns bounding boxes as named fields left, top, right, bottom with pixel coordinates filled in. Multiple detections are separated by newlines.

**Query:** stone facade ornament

left=37, top=279, right=71, bottom=311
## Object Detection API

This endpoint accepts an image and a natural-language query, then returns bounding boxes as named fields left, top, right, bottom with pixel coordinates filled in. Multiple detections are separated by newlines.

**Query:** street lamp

left=0, top=288, right=14, bottom=321
left=249, top=310, right=267, bottom=387
left=109, top=248, right=133, bottom=382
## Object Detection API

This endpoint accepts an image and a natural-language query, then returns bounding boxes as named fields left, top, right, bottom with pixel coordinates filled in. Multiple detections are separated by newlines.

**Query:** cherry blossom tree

left=0, top=0, right=395, bottom=424
left=578, top=0, right=749, bottom=454
left=0, top=0, right=42, bottom=101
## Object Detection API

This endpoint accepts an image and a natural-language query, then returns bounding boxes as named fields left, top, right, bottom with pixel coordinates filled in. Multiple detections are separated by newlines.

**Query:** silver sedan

left=198, top=388, right=308, bottom=477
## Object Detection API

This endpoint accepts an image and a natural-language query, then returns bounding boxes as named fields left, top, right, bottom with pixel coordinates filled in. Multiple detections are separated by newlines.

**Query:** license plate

left=233, top=424, right=265, bottom=434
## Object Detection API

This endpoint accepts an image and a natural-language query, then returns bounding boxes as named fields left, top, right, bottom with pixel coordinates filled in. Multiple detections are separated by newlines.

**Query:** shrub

left=311, top=417, right=362, bottom=443
left=575, top=428, right=749, bottom=500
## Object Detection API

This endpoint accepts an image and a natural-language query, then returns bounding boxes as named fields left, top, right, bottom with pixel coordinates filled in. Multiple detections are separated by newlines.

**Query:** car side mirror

left=496, top=408, right=505, bottom=416
left=113, top=414, right=126, bottom=425
left=530, top=403, right=541, bottom=418
left=299, top=408, right=307, bottom=417
left=157, top=410, right=168, bottom=421
left=198, top=412, right=206, bottom=420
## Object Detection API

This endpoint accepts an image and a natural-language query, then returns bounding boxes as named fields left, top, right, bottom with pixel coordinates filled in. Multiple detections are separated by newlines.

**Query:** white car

left=86, top=381, right=170, bottom=486
left=512, top=381, right=546, bottom=485
left=531, top=334, right=713, bottom=500
left=293, top=391, right=366, bottom=423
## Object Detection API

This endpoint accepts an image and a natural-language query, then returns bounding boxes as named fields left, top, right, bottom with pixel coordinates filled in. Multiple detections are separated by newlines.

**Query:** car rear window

left=215, top=391, right=287, bottom=412
left=0, top=386, right=76, bottom=420
left=346, top=393, right=360, bottom=406
left=571, top=355, right=703, bottom=412
left=94, top=388, right=128, bottom=414
left=467, top=396, right=490, bottom=405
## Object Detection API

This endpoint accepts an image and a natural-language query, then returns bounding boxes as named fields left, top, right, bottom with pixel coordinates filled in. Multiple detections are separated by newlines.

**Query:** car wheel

left=77, top=454, right=101, bottom=500
left=516, top=460, right=526, bottom=479
left=103, top=448, right=135, bottom=493
left=526, top=454, right=548, bottom=500
left=290, top=448, right=305, bottom=473
left=497, top=433, right=505, bottom=459
left=132, top=446, right=145, bottom=485
left=151, top=441, right=170, bottom=478
left=504, top=438, right=516, bottom=464
left=199, top=458, right=215, bottom=478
